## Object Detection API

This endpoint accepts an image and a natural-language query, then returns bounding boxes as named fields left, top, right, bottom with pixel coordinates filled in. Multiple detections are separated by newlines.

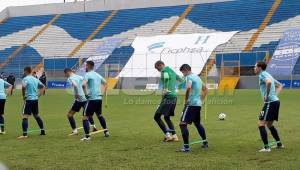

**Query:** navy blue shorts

left=83, top=100, right=102, bottom=116
left=259, top=101, right=280, bottom=121
left=180, top=105, right=201, bottom=124
left=0, top=99, right=5, bottom=115
left=23, top=100, right=39, bottom=115
left=71, top=100, right=87, bottom=112
left=155, top=96, right=177, bottom=117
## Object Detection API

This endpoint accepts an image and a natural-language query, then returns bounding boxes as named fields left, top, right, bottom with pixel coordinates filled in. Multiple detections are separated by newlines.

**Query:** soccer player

left=178, top=64, right=208, bottom=152
left=0, top=77, right=12, bottom=134
left=64, top=68, right=98, bottom=136
left=254, top=61, right=284, bottom=152
left=80, top=61, right=109, bottom=141
left=18, top=67, right=46, bottom=139
left=154, top=61, right=183, bottom=142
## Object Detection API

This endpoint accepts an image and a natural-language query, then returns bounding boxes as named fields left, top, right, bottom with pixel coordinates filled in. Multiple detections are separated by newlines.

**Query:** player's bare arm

left=39, top=86, right=46, bottom=97
left=6, top=84, right=12, bottom=96
left=274, top=80, right=283, bottom=95
left=22, top=85, right=26, bottom=100
left=102, top=81, right=108, bottom=96
left=185, top=82, right=192, bottom=105
left=264, top=78, right=271, bottom=102
left=201, top=84, right=208, bottom=102
left=71, top=80, right=80, bottom=99
left=82, top=80, right=88, bottom=97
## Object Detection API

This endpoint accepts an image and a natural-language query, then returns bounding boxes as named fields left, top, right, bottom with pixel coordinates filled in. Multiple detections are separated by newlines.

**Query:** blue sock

left=97, top=115, right=107, bottom=131
left=180, top=125, right=189, bottom=147
left=154, top=114, right=167, bottom=134
left=22, top=118, right=28, bottom=136
left=83, top=119, right=90, bottom=137
left=34, top=116, right=44, bottom=130
left=88, top=116, right=95, bottom=126
left=194, top=122, right=207, bottom=145
left=259, top=126, right=269, bottom=148
left=164, top=116, right=175, bottom=135
left=0, top=115, right=4, bottom=131
left=269, top=126, right=282, bottom=146
left=68, top=116, right=76, bottom=130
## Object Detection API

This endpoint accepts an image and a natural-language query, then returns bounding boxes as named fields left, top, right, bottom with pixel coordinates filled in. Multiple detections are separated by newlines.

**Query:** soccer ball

left=218, top=113, right=226, bottom=120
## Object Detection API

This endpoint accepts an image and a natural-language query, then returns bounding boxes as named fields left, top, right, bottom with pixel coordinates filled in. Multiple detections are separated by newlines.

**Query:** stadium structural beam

left=0, top=17, right=8, bottom=25
left=68, top=10, right=118, bottom=57
left=0, top=14, right=62, bottom=69
left=167, top=4, right=193, bottom=34
left=244, top=0, right=281, bottom=51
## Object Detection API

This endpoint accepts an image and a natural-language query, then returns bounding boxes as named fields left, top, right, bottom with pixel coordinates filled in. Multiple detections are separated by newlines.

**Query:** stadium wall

left=1, top=0, right=232, bottom=19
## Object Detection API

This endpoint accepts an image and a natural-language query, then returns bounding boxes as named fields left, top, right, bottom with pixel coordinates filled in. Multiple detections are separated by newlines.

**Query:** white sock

left=73, top=129, right=78, bottom=133
left=166, top=132, right=171, bottom=138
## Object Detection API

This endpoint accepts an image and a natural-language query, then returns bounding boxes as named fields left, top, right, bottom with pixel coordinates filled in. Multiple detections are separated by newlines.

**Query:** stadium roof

left=0, top=0, right=89, bottom=12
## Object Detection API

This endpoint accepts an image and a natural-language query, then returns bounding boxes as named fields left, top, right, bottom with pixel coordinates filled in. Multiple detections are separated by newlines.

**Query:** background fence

left=1, top=50, right=300, bottom=89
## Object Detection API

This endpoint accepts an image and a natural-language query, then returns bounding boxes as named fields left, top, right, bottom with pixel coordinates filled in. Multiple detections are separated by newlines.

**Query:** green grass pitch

left=0, top=89, right=300, bottom=170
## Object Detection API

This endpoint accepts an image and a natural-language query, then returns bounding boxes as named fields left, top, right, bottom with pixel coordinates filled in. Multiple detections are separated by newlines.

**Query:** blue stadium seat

left=96, top=46, right=134, bottom=76
left=0, top=15, right=54, bottom=37
left=252, top=41, right=279, bottom=57
left=0, top=46, right=42, bottom=77
left=44, top=58, right=79, bottom=70
left=269, top=0, right=300, bottom=25
left=186, top=0, right=274, bottom=31
left=93, top=6, right=186, bottom=39
left=53, top=11, right=111, bottom=40
left=2, top=0, right=300, bottom=77
left=216, top=52, right=266, bottom=67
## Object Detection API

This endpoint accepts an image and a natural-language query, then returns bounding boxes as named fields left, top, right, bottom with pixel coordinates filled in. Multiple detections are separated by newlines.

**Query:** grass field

left=0, top=89, right=300, bottom=170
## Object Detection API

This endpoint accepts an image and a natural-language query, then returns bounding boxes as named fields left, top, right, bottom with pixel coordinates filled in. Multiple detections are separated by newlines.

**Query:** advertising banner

left=267, top=28, right=300, bottom=75
left=119, top=32, right=237, bottom=77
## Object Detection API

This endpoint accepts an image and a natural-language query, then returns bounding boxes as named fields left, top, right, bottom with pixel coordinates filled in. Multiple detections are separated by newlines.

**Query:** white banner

left=119, top=32, right=237, bottom=77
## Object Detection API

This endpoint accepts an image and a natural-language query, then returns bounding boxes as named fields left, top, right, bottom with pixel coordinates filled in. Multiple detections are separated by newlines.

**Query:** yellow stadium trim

left=244, top=0, right=281, bottom=51
left=217, top=76, right=240, bottom=96
left=0, top=17, right=8, bottom=25
left=168, top=4, right=193, bottom=34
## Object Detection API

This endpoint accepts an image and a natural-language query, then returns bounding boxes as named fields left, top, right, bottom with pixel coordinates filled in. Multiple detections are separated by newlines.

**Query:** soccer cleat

left=80, top=136, right=91, bottom=141
left=201, top=143, right=209, bottom=149
left=92, top=126, right=98, bottom=132
left=17, top=135, right=28, bottom=139
left=40, top=130, right=46, bottom=136
left=271, top=144, right=285, bottom=149
left=104, top=131, right=110, bottom=137
left=258, top=148, right=271, bottom=152
left=68, top=131, right=79, bottom=136
left=177, top=147, right=190, bottom=152
left=172, top=135, right=179, bottom=142
left=163, top=136, right=173, bottom=142
left=0, top=131, right=6, bottom=135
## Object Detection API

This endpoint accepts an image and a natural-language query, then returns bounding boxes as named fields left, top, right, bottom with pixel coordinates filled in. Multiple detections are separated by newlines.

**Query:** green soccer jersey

left=160, top=66, right=178, bottom=98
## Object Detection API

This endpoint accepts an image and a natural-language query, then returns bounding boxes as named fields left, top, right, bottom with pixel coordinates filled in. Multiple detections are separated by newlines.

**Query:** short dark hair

left=64, top=68, right=72, bottom=73
left=24, top=66, right=32, bottom=73
left=256, top=61, right=267, bottom=70
left=180, top=64, right=191, bottom=71
left=154, top=60, right=165, bottom=67
left=86, top=61, right=94, bottom=68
